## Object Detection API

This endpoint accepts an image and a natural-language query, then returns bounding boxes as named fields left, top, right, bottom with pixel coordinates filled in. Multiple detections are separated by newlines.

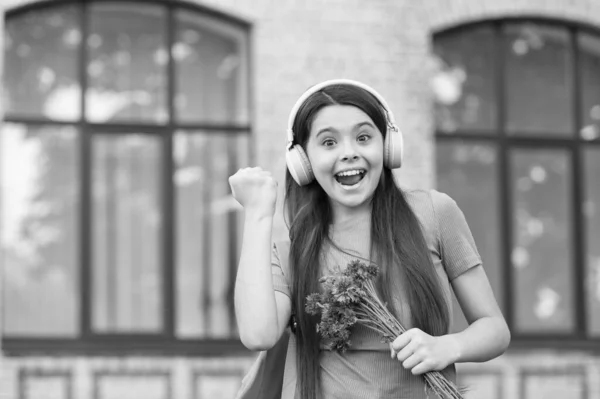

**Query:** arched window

left=433, top=20, right=600, bottom=346
left=2, top=1, right=250, bottom=354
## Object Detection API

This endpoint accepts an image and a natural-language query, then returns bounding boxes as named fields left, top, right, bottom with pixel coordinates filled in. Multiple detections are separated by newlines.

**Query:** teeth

left=336, top=170, right=363, bottom=177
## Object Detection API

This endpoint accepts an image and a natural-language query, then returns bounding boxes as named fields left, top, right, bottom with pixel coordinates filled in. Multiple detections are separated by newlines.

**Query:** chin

left=333, top=195, right=372, bottom=210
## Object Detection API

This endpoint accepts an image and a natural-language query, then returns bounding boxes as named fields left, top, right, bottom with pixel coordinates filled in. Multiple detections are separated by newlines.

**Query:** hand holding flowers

left=305, top=259, right=465, bottom=399
left=390, top=328, right=462, bottom=376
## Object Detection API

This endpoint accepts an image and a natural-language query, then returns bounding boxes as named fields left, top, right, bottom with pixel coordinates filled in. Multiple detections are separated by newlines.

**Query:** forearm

left=445, top=316, right=511, bottom=364
left=234, top=213, right=280, bottom=350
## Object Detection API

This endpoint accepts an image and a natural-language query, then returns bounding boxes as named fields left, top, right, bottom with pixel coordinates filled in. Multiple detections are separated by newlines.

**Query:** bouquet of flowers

left=305, top=260, right=465, bottom=399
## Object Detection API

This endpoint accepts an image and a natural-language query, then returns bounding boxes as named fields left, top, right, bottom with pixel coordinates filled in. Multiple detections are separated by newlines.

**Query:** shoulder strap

left=274, top=240, right=297, bottom=332
left=275, top=240, right=291, bottom=278
left=275, top=240, right=299, bottom=399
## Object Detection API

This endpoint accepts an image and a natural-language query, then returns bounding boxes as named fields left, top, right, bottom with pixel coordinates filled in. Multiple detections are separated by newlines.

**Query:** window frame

left=2, top=0, right=253, bottom=356
left=433, top=18, right=600, bottom=352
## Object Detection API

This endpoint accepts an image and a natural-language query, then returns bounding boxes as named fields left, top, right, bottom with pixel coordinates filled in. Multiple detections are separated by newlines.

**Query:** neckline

left=329, top=211, right=371, bottom=234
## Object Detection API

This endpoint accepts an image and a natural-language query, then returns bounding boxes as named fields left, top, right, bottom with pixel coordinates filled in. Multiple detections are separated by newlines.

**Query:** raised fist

left=228, top=167, right=278, bottom=218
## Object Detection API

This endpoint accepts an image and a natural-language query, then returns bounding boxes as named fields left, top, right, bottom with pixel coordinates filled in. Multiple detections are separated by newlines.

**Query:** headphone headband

left=286, top=79, right=398, bottom=146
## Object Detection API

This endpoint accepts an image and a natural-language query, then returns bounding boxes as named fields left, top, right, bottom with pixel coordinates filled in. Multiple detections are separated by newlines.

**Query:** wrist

left=442, top=334, right=463, bottom=364
left=244, top=210, right=274, bottom=224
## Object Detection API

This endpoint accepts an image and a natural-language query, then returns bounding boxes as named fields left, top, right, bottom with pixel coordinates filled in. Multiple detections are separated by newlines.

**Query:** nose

left=340, top=140, right=359, bottom=162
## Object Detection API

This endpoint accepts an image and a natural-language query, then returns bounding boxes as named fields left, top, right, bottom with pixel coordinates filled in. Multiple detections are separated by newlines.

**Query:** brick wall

left=2, top=0, right=600, bottom=398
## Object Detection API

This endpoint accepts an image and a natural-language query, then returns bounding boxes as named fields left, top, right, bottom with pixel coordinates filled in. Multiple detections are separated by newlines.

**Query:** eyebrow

left=315, top=121, right=376, bottom=138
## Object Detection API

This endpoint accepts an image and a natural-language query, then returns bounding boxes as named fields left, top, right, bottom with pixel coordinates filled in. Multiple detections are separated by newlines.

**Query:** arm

left=391, top=191, right=509, bottom=374
left=444, top=265, right=510, bottom=363
left=390, top=266, right=510, bottom=374
left=229, top=168, right=292, bottom=351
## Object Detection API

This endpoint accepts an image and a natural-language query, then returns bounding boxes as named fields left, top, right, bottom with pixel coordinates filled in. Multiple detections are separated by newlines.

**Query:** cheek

left=306, top=149, right=333, bottom=182
left=313, top=163, right=334, bottom=186
left=366, top=145, right=385, bottom=167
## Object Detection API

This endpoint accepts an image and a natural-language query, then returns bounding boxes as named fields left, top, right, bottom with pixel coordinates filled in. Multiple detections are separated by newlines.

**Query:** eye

left=322, top=138, right=336, bottom=147
left=357, top=133, right=371, bottom=143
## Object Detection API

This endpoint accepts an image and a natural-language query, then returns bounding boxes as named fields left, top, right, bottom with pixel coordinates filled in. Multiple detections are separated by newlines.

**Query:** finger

left=410, top=361, right=431, bottom=376
left=391, top=334, right=410, bottom=353
left=391, top=328, right=417, bottom=352
left=401, top=353, right=421, bottom=371
left=396, top=339, right=418, bottom=363
left=231, top=195, right=241, bottom=206
left=228, top=176, right=236, bottom=190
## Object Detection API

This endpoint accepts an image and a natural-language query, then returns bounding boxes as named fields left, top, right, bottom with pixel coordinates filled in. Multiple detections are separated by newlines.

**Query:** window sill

left=1, top=337, right=251, bottom=357
left=5, top=336, right=600, bottom=357
left=508, top=336, right=600, bottom=354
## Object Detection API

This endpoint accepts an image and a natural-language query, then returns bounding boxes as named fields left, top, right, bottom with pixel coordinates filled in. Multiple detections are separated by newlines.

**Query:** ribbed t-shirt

left=271, top=189, right=482, bottom=399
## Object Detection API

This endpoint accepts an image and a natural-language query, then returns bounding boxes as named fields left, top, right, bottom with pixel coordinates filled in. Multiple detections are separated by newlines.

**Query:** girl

left=229, top=80, right=510, bottom=399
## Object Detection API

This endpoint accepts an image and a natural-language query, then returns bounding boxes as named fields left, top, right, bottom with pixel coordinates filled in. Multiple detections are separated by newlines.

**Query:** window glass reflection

left=510, top=149, right=575, bottom=333
left=583, top=148, right=600, bottom=336
left=174, top=10, right=249, bottom=124
left=2, top=2, right=251, bottom=344
left=1, top=123, right=80, bottom=336
left=92, top=134, right=163, bottom=333
left=504, top=24, right=573, bottom=135
left=578, top=33, right=600, bottom=141
left=432, top=26, right=496, bottom=133
left=436, top=141, right=502, bottom=332
left=174, top=131, right=249, bottom=338
left=87, top=3, right=167, bottom=123
left=4, top=5, right=80, bottom=121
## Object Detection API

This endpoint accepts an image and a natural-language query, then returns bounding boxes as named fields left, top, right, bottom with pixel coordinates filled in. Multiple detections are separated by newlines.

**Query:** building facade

left=0, top=0, right=599, bottom=398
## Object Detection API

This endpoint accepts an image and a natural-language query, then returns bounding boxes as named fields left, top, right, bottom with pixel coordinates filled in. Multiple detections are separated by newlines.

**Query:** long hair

left=284, top=84, right=449, bottom=399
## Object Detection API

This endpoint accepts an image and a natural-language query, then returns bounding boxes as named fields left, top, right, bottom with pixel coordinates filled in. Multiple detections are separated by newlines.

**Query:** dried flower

left=305, top=260, right=465, bottom=399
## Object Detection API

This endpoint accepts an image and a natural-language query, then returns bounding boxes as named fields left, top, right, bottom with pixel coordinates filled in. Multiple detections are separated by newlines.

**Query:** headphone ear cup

left=383, top=127, right=404, bottom=169
left=286, top=144, right=314, bottom=186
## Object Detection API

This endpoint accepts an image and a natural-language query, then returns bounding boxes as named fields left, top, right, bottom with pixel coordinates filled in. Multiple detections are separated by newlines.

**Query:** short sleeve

left=431, top=190, right=482, bottom=280
left=272, top=242, right=291, bottom=298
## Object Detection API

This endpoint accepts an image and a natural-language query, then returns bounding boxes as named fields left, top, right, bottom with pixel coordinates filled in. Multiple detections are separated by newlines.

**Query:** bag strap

left=275, top=240, right=291, bottom=276
left=274, top=240, right=298, bottom=332
left=274, top=240, right=298, bottom=399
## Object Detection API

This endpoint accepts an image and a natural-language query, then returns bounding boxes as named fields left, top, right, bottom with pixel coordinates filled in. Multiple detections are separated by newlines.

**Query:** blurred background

left=0, top=0, right=599, bottom=398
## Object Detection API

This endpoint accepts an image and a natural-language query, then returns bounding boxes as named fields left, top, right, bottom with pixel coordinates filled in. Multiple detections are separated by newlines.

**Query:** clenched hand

left=228, top=167, right=278, bottom=219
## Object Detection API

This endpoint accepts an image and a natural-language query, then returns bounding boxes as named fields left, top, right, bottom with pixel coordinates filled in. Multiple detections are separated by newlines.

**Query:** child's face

left=306, top=104, right=384, bottom=213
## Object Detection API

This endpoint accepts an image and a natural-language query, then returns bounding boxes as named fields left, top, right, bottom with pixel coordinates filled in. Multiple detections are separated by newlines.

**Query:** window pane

left=432, top=26, right=496, bottom=133
left=174, top=131, right=249, bottom=338
left=2, top=124, right=79, bottom=336
left=436, top=141, right=502, bottom=332
left=578, top=32, right=600, bottom=142
left=87, top=3, right=167, bottom=124
left=504, top=24, right=573, bottom=135
left=510, top=149, right=574, bottom=333
left=4, top=5, right=80, bottom=121
left=584, top=147, right=600, bottom=336
left=92, top=134, right=163, bottom=333
left=174, top=10, right=249, bottom=124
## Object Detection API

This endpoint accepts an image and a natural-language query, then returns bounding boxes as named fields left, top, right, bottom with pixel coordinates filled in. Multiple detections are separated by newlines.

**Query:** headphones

left=285, top=79, right=404, bottom=186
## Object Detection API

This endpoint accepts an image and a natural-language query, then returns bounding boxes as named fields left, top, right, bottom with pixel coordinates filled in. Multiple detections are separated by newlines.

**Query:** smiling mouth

left=334, top=169, right=366, bottom=186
